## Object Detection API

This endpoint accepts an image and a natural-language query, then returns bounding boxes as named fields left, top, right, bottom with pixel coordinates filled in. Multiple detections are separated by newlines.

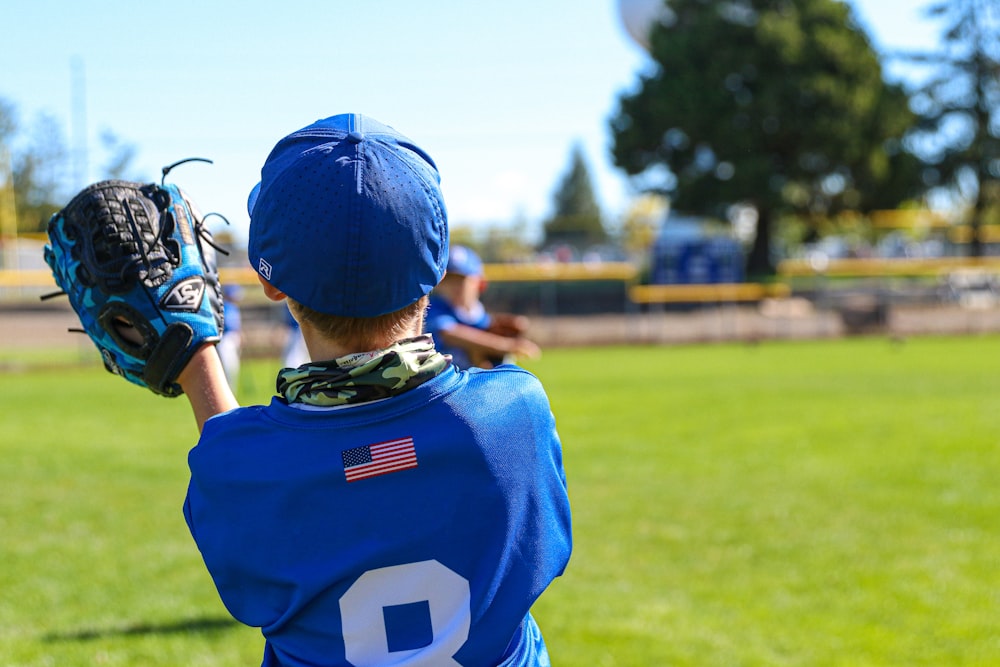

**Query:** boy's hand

left=488, top=313, right=530, bottom=338
left=508, top=336, right=541, bottom=360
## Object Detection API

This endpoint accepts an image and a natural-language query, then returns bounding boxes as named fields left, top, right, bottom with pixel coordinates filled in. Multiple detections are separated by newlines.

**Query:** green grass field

left=2, top=336, right=999, bottom=666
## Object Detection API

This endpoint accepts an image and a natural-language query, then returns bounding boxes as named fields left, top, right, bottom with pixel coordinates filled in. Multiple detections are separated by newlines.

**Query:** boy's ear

left=257, top=275, right=287, bottom=302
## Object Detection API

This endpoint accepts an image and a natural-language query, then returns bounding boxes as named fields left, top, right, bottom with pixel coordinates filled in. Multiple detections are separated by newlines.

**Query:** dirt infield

left=6, top=299, right=1000, bottom=357
left=2, top=304, right=85, bottom=348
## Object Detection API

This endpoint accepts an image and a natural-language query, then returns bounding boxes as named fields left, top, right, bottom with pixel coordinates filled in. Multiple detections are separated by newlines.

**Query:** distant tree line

left=0, top=96, right=136, bottom=234
left=607, top=0, right=1000, bottom=276
left=6, top=0, right=999, bottom=278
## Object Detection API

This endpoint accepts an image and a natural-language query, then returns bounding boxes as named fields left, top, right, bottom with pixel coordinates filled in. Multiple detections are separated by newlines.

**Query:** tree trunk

left=745, top=206, right=775, bottom=279
left=969, top=199, right=984, bottom=258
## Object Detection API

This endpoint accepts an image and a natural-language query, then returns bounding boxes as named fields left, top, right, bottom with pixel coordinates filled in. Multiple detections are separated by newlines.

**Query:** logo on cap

left=259, top=258, right=273, bottom=281
left=161, top=276, right=206, bottom=312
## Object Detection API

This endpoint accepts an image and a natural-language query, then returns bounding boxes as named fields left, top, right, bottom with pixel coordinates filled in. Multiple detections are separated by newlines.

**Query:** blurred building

left=650, top=215, right=745, bottom=284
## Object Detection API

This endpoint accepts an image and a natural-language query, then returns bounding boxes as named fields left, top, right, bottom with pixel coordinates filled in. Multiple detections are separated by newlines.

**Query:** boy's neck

left=299, top=322, right=423, bottom=364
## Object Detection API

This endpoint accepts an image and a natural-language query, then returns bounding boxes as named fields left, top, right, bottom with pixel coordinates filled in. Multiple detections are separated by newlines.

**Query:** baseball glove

left=44, top=179, right=225, bottom=397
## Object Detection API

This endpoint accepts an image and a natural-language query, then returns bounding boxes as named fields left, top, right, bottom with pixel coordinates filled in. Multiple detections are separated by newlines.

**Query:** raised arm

left=178, top=344, right=240, bottom=433
left=438, top=323, right=541, bottom=362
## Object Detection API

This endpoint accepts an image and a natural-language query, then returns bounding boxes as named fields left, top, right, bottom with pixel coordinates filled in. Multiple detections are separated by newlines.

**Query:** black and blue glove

left=44, top=179, right=225, bottom=397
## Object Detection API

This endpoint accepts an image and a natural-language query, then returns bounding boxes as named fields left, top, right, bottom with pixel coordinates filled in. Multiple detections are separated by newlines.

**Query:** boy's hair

left=287, top=296, right=429, bottom=347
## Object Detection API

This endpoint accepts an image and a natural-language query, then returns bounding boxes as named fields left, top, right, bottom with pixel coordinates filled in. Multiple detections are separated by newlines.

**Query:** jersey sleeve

left=424, top=297, right=459, bottom=335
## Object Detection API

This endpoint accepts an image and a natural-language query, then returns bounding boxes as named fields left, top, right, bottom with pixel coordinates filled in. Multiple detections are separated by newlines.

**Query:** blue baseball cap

left=447, top=245, right=484, bottom=277
left=247, top=113, right=449, bottom=317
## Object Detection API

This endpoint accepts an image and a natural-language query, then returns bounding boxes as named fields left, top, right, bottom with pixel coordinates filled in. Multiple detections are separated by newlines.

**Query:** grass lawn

left=2, top=336, right=999, bottom=665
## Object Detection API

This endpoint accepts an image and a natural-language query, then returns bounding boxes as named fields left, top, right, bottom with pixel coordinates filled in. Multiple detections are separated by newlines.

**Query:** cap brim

left=247, top=182, right=261, bottom=216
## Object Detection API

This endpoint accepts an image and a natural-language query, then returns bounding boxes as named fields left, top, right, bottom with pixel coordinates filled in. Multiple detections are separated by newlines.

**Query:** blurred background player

left=425, top=245, right=541, bottom=369
left=216, top=283, right=243, bottom=391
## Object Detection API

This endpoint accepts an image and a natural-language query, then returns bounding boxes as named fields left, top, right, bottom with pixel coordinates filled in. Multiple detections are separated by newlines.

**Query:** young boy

left=177, top=113, right=572, bottom=667
left=425, top=245, right=541, bottom=369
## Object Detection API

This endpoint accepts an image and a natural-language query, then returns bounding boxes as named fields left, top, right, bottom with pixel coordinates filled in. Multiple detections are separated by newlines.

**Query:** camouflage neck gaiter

left=276, top=334, right=450, bottom=407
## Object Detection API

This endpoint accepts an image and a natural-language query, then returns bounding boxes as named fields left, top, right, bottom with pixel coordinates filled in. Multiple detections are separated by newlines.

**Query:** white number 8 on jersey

left=339, top=560, right=472, bottom=666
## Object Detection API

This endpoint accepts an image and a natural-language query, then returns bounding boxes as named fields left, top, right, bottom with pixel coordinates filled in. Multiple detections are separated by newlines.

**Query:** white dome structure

left=616, top=0, right=675, bottom=52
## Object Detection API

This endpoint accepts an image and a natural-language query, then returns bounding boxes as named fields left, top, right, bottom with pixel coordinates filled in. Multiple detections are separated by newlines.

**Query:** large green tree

left=542, top=143, right=607, bottom=250
left=0, top=96, right=138, bottom=234
left=610, top=0, right=922, bottom=276
left=11, top=112, right=70, bottom=233
left=899, top=0, right=1000, bottom=257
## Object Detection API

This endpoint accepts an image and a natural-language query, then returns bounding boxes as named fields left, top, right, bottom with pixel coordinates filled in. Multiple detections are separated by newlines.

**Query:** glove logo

left=101, top=348, right=123, bottom=377
left=161, top=276, right=206, bottom=312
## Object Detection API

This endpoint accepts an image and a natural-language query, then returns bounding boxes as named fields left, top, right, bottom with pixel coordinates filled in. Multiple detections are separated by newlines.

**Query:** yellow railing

left=0, top=263, right=640, bottom=290
left=777, top=256, right=1000, bottom=278
left=0, top=269, right=54, bottom=288
left=6, top=257, right=1000, bottom=302
left=482, top=261, right=638, bottom=282
left=0, top=268, right=264, bottom=289
left=630, top=282, right=790, bottom=304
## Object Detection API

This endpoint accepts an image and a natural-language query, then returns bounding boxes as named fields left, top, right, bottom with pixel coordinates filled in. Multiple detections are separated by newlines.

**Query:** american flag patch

left=342, top=437, right=418, bottom=483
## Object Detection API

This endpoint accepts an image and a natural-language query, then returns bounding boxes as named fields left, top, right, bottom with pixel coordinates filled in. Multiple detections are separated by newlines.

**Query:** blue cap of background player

left=247, top=113, right=449, bottom=317
left=447, top=245, right=484, bottom=277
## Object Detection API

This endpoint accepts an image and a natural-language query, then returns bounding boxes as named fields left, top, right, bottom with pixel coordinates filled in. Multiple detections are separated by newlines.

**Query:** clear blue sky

left=1, top=0, right=938, bottom=242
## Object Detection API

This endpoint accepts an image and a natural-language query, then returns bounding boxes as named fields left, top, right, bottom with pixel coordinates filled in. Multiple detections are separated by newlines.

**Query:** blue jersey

left=222, top=301, right=242, bottom=333
left=424, top=296, right=492, bottom=369
left=184, top=365, right=572, bottom=666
